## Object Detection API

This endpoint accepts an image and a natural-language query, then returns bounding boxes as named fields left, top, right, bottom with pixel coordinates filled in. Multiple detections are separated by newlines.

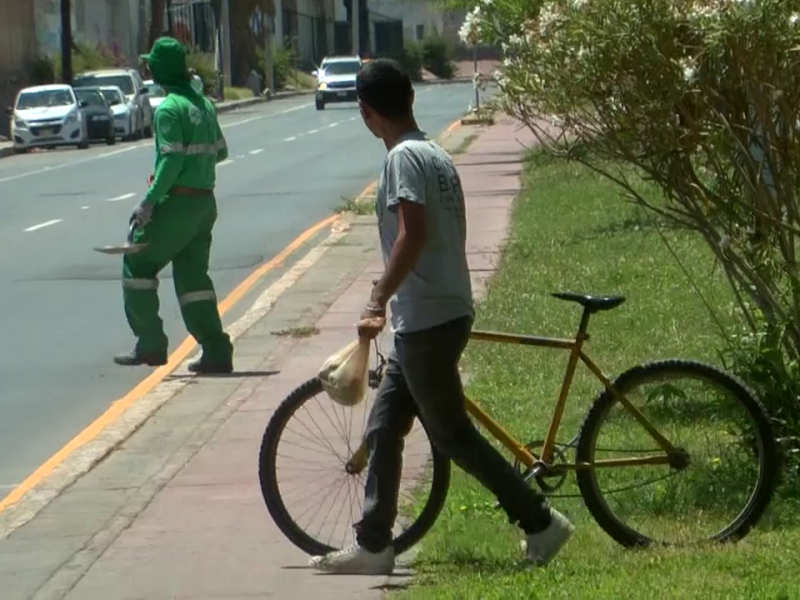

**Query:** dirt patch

left=421, top=60, right=500, bottom=82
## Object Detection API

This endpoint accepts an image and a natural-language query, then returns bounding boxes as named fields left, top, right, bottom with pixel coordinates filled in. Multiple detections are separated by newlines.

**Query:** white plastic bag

left=318, top=337, right=371, bottom=407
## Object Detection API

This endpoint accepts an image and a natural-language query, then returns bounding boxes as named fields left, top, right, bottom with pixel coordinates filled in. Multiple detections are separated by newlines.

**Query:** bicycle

left=258, top=292, right=779, bottom=557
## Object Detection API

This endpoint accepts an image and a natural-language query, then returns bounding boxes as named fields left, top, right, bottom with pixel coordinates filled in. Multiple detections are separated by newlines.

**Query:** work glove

left=131, top=200, right=154, bottom=227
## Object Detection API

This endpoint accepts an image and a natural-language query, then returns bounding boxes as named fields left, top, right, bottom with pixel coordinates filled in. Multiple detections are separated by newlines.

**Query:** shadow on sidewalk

left=373, top=582, right=411, bottom=592
left=468, top=188, right=525, bottom=196
left=166, top=369, right=280, bottom=381
left=456, top=159, right=527, bottom=167
left=280, top=565, right=414, bottom=588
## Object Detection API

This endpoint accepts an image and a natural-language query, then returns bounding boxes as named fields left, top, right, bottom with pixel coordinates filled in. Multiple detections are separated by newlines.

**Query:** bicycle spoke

left=262, top=379, right=445, bottom=556
left=578, top=363, right=770, bottom=545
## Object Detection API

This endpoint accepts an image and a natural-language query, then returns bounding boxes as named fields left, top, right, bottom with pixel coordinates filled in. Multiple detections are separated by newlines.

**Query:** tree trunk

left=230, top=0, right=273, bottom=86
left=148, top=0, right=166, bottom=50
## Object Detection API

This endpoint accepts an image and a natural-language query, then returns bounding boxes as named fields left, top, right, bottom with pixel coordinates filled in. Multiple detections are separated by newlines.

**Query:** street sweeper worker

left=113, top=36, right=233, bottom=374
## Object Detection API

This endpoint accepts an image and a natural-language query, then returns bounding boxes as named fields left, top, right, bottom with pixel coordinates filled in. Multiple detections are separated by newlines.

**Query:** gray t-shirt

left=376, top=131, right=474, bottom=333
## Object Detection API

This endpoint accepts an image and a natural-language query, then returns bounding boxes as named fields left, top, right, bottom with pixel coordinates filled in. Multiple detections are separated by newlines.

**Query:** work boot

left=113, top=350, right=168, bottom=367
left=187, top=355, right=233, bottom=375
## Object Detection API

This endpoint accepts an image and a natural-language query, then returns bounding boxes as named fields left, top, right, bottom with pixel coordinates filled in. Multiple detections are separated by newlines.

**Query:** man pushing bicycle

left=308, top=58, right=574, bottom=576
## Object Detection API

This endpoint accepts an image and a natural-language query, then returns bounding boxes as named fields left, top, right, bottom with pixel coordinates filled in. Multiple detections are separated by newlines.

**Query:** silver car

left=313, top=56, right=363, bottom=111
left=98, top=85, right=136, bottom=140
left=73, top=68, right=153, bottom=141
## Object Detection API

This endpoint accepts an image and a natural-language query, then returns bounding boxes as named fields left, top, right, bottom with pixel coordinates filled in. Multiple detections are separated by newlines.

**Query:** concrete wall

left=284, top=0, right=330, bottom=65
left=35, top=0, right=145, bottom=63
left=77, top=0, right=144, bottom=63
left=0, top=0, right=146, bottom=137
left=34, top=0, right=77, bottom=57
left=0, top=0, right=38, bottom=136
left=0, top=0, right=38, bottom=76
left=367, top=0, right=445, bottom=44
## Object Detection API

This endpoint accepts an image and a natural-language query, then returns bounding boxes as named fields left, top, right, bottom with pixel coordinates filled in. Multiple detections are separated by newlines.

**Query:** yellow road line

left=0, top=115, right=466, bottom=516
left=0, top=212, right=340, bottom=515
left=442, top=119, right=463, bottom=137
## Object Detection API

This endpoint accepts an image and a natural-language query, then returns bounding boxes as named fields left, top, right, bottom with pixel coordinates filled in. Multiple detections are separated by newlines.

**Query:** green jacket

left=142, top=37, right=228, bottom=205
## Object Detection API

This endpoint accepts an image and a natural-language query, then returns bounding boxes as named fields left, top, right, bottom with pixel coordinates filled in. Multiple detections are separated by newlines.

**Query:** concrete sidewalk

left=0, top=116, right=536, bottom=600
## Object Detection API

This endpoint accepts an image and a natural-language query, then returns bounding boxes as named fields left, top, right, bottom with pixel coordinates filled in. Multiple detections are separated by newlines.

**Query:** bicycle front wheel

left=258, top=377, right=451, bottom=557
left=576, top=360, right=778, bottom=548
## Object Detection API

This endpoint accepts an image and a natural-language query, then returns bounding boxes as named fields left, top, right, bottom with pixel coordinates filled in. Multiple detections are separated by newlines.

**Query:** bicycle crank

left=514, top=440, right=570, bottom=494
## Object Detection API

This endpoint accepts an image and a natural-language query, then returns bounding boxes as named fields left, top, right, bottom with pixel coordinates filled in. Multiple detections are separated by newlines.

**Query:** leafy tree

left=464, top=0, right=800, bottom=474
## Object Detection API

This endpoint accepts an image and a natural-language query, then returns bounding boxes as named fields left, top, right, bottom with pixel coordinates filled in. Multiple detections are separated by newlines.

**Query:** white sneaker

left=308, top=543, right=395, bottom=575
left=522, top=508, right=575, bottom=566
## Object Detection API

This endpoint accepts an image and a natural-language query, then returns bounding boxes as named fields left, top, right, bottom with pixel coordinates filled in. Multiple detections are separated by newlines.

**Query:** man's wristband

left=364, top=303, right=384, bottom=314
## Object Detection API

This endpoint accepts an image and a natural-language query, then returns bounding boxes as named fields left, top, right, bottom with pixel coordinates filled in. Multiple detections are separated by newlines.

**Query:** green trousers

left=122, top=193, right=232, bottom=362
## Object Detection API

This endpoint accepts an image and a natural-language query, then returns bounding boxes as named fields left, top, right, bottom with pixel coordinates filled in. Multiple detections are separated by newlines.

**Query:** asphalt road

left=0, top=83, right=474, bottom=492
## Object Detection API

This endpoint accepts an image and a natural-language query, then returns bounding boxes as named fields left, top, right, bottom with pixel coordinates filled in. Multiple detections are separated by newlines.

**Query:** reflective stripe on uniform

left=159, top=139, right=227, bottom=156
left=179, top=290, right=217, bottom=306
left=123, top=278, right=159, bottom=290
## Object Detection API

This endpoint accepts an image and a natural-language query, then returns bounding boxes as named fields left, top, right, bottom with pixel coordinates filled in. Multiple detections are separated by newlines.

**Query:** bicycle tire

left=576, top=359, right=778, bottom=548
left=258, top=377, right=451, bottom=557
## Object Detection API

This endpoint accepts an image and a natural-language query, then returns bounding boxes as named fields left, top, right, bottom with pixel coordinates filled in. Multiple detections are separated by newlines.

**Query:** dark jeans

left=353, top=315, right=552, bottom=553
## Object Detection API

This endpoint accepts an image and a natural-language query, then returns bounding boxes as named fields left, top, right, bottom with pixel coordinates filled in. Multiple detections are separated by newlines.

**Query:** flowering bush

left=463, top=0, right=800, bottom=471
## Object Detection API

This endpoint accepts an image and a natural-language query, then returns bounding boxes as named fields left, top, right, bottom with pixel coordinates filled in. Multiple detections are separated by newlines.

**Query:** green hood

left=141, top=37, right=191, bottom=88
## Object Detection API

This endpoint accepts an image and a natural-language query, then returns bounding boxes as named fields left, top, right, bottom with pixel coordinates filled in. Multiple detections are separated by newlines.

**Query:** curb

left=214, top=89, right=315, bottom=114
left=417, top=76, right=474, bottom=86
left=0, top=213, right=349, bottom=538
left=0, top=147, right=13, bottom=159
left=0, top=112, right=482, bottom=536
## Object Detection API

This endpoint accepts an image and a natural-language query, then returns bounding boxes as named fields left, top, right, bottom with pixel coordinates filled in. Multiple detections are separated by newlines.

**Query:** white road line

left=249, top=148, right=264, bottom=155
left=283, top=136, right=296, bottom=142
left=0, top=216, right=348, bottom=538
left=81, top=205, right=90, bottom=210
left=218, top=159, right=234, bottom=167
left=24, top=219, right=62, bottom=232
left=307, top=128, right=319, bottom=134
left=0, top=102, right=313, bottom=186
left=224, top=102, right=312, bottom=128
left=106, top=192, right=135, bottom=203
left=328, top=122, right=339, bottom=128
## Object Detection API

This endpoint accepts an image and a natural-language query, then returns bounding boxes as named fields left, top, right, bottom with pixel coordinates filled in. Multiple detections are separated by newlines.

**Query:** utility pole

left=221, top=0, right=232, bottom=92
left=166, top=0, right=174, bottom=36
left=351, top=0, right=360, bottom=56
left=60, top=0, right=73, bottom=84
left=264, top=14, right=275, bottom=94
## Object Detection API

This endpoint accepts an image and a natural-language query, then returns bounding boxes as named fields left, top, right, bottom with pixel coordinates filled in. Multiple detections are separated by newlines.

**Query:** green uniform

left=120, top=37, right=232, bottom=370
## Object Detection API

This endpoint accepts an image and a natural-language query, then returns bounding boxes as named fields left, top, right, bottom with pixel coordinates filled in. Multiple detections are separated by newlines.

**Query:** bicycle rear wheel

left=258, top=377, right=450, bottom=557
left=576, top=360, right=778, bottom=548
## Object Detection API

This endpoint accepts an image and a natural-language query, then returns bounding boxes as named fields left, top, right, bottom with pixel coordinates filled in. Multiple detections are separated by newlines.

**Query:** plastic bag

left=318, top=337, right=371, bottom=407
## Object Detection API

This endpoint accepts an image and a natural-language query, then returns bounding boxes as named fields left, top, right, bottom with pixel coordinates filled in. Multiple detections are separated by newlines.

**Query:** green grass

left=396, top=153, right=800, bottom=598
left=283, top=70, right=316, bottom=91
left=335, top=196, right=375, bottom=216
left=271, top=326, right=320, bottom=338
left=450, top=132, right=480, bottom=155
left=223, top=86, right=255, bottom=101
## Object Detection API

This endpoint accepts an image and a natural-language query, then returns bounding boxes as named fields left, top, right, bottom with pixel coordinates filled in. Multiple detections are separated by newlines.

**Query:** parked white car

left=98, top=85, right=135, bottom=140
left=7, top=84, right=89, bottom=152
left=144, top=79, right=167, bottom=111
left=73, top=68, right=153, bottom=140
